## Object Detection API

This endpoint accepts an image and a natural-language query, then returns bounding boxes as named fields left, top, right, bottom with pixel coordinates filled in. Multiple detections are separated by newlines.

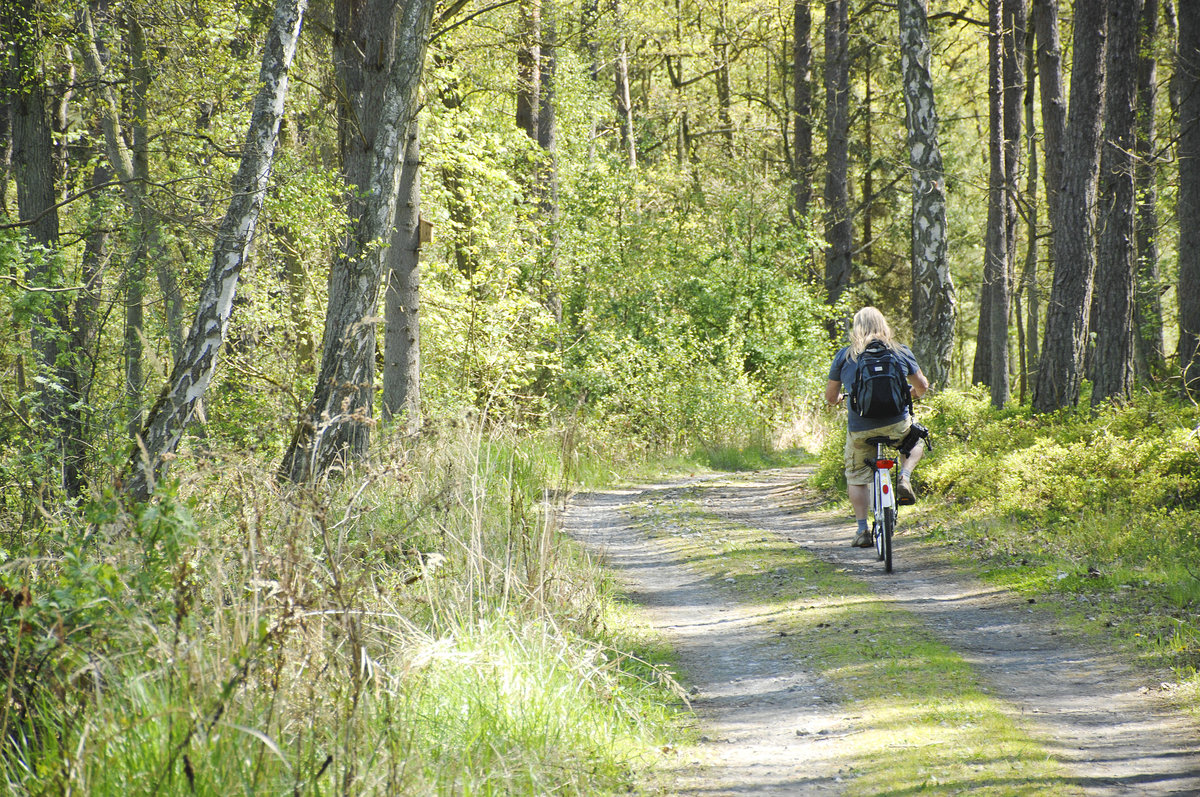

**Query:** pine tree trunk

left=1134, top=0, right=1164, bottom=380
left=1021, top=12, right=1040, bottom=400
left=1033, top=1, right=1108, bottom=412
left=1178, top=0, right=1200, bottom=394
left=982, top=0, right=1010, bottom=406
left=1092, top=0, right=1139, bottom=406
left=898, top=0, right=955, bottom=386
left=1034, top=0, right=1066, bottom=228
left=823, top=0, right=852, bottom=315
left=124, top=0, right=307, bottom=502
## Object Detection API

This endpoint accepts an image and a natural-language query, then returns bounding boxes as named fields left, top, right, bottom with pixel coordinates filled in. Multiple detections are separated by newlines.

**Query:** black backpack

left=849, top=342, right=912, bottom=419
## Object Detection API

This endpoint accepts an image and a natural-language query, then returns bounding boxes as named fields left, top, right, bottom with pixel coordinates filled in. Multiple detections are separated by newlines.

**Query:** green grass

left=629, top=486, right=1082, bottom=796
left=0, top=423, right=690, bottom=795
left=815, top=387, right=1200, bottom=711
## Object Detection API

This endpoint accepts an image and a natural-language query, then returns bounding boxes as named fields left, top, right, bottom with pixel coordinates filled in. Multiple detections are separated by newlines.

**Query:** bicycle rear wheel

left=882, top=506, right=895, bottom=573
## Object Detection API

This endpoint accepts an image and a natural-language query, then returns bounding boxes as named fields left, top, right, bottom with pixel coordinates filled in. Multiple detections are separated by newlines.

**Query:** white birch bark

left=898, top=0, right=956, bottom=387
left=124, top=0, right=307, bottom=502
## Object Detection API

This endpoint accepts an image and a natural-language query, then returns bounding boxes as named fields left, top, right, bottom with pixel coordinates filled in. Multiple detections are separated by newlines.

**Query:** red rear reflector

left=877, top=459, right=895, bottom=469
left=882, top=485, right=890, bottom=494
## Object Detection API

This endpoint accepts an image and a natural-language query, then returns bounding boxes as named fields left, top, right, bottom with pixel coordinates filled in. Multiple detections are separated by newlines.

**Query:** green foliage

left=1, top=424, right=684, bottom=794
left=828, top=389, right=1200, bottom=675
left=917, top=389, right=1200, bottom=524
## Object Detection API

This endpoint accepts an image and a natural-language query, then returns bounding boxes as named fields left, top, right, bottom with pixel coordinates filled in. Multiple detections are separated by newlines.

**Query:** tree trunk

left=124, top=0, right=307, bottom=502
left=6, top=0, right=69, bottom=488
left=1133, top=0, right=1164, bottom=380
left=80, top=5, right=183, bottom=431
left=537, top=0, right=562, bottom=323
left=1021, top=14, right=1040, bottom=400
left=1091, top=0, right=1140, bottom=406
left=714, top=9, right=734, bottom=155
left=898, top=0, right=955, bottom=386
left=517, top=0, right=541, bottom=141
left=64, top=156, right=111, bottom=497
left=1034, top=0, right=1066, bottom=228
left=1033, top=1, right=1108, bottom=412
left=791, top=0, right=812, bottom=220
left=613, top=0, right=636, bottom=168
left=981, top=0, right=1010, bottom=406
left=279, top=0, right=435, bottom=484
left=823, top=0, right=852, bottom=316
left=1178, top=0, right=1200, bottom=394
left=862, top=66, right=874, bottom=277
left=382, top=120, right=422, bottom=432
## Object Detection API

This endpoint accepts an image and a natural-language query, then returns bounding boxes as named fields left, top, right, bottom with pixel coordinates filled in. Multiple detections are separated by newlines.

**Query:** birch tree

left=898, top=0, right=955, bottom=387
left=124, top=0, right=306, bottom=502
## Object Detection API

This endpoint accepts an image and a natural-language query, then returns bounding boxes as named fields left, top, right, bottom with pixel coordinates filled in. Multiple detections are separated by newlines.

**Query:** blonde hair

left=848, top=306, right=897, bottom=361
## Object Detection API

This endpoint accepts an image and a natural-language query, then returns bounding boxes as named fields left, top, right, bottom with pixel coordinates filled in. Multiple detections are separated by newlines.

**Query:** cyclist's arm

left=908, top=370, right=930, bottom=400
left=825, top=379, right=844, bottom=406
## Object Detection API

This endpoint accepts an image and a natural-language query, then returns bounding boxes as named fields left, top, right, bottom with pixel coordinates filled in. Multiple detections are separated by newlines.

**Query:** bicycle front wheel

left=882, top=506, right=895, bottom=573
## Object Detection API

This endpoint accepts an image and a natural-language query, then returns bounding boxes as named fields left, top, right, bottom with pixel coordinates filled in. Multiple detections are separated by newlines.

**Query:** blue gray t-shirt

left=828, top=344, right=921, bottom=432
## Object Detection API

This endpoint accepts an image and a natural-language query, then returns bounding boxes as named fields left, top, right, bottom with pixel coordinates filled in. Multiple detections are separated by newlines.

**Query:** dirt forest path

left=562, top=467, right=1200, bottom=795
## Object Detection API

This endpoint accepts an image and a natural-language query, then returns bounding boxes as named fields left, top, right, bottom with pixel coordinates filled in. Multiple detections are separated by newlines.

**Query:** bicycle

left=863, top=435, right=912, bottom=574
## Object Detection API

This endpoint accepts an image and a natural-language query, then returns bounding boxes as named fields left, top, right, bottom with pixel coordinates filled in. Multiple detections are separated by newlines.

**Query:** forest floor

left=563, top=467, right=1200, bottom=795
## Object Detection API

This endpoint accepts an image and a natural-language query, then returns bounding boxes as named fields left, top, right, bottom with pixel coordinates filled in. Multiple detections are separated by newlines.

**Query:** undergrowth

left=0, top=419, right=684, bottom=795
left=814, top=387, right=1200, bottom=686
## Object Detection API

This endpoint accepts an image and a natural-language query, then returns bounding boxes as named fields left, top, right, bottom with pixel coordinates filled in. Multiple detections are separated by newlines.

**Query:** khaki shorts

left=844, top=418, right=912, bottom=486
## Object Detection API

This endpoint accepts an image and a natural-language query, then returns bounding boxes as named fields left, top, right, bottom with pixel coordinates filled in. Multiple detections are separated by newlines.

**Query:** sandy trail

left=563, top=468, right=1200, bottom=795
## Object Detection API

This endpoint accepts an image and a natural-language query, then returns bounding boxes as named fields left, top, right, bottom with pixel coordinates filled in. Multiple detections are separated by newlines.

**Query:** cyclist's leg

left=843, top=430, right=875, bottom=547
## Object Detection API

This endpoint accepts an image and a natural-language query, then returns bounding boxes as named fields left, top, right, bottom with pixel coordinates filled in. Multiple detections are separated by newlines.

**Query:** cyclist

left=824, top=307, right=930, bottom=548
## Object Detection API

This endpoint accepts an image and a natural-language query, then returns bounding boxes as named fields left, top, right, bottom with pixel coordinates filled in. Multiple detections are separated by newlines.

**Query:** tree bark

left=279, top=0, right=435, bottom=483
left=64, top=156, right=111, bottom=497
left=1033, top=1, right=1108, bottom=412
left=1178, top=0, right=1200, bottom=394
left=714, top=5, right=734, bottom=155
left=1020, top=14, right=1040, bottom=400
left=538, top=0, right=562, bottom=323
left=1034, top=0, right=1066, bottom=228
left=792, top=0, right=812, bottom=220
left=6, top=0, right=72, bottom=484
left=613, top=0, right=636, bottom=168
left=1133, top=0, right=1164, bottom=380
left=980, top=0, right=1010, bottom=406
left=382, top=120, right=422, bottom=432
left=1091, top=0, right=1140, bottom=406
left=517, top=0, right=541, bottom=141
left=80, top=4, right=183, bottom=431
left=124, top=0, right=307, bottom=502
left=898, top=0, right=955, bottom=386
left=823, top=0, right=852, bottom=316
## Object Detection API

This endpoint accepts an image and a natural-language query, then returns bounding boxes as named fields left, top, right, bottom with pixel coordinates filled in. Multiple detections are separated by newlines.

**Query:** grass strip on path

left=626, top=481, right=1083, bottom=797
